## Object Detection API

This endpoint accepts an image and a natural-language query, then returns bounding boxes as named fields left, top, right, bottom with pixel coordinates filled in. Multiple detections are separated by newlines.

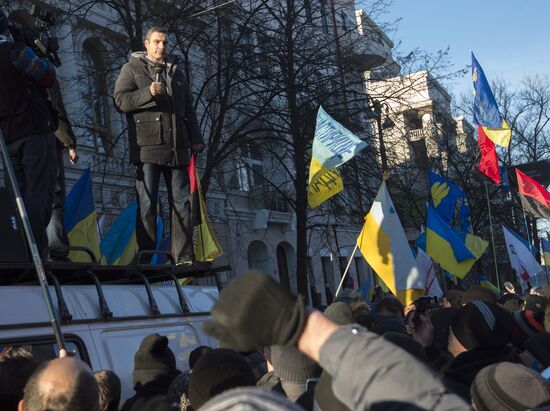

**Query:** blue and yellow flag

left=471, top=53, right=511, bottom=147
left=459, top=198, right=473, bottom=234
left=100, top=200, right=137, bottom=265
left=478, top=273, right=500, bottom=296
left=428, top=171, right=463, bottom=224
left=64, top=168, right=101, bottom=262
left=308, top=106, right=367, bottom=208
left=425, top=205, right=487, bottom=278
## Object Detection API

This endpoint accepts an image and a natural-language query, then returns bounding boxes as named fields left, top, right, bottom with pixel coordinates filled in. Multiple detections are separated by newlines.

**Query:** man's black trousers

left=135, top=162, right=193, bottom=262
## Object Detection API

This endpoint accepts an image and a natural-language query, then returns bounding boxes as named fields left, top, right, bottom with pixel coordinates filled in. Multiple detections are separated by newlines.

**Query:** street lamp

left=367, top=100, right=395, bottom=172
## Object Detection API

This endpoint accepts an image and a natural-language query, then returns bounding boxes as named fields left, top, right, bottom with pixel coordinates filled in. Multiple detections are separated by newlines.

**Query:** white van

left=0, top=280, right=220, bottom=402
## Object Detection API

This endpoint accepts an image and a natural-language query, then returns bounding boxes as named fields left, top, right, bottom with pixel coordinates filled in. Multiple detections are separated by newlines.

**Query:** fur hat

left=324, top=302, right=354, bottom=326
left=188, top=348, right=255, bottom=409
left=451, top=301, right=512, bottom=350
left=132, top=334, right=179, bottom=387
left=471, top=362, right=550, bottom=410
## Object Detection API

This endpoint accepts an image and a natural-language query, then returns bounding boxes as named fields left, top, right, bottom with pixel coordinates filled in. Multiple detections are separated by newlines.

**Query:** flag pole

left=334, top=243, right=359, bottom=299
left=484, top=181, right=501, bottom=291
left=521, top=210, right=540, bottom=288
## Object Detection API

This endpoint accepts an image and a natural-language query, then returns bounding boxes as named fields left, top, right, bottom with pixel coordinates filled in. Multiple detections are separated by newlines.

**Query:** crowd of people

left=1, top=271, right=550, bottom=410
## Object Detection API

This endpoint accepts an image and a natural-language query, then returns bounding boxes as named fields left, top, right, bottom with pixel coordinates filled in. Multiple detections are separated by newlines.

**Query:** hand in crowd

left=203, top=270, right=306, bottom=351
left=406, top=310, right=434, bottom=348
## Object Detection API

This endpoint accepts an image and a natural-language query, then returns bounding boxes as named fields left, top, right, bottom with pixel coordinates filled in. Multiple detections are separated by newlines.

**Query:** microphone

left=154, top=63, right=165, bottom=82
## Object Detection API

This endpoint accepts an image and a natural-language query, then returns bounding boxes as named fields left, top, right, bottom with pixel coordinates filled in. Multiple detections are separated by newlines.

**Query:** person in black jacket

left=114, top=26, right=204, bottom=265
left=0, top=10, right=56, bottom=256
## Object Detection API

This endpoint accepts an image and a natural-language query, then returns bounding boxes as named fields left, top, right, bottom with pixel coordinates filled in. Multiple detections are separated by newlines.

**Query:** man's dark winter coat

left=113, top=52, right=203, bottom=167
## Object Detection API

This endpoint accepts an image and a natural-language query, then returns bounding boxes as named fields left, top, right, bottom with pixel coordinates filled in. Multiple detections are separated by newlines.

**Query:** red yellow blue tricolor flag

left=472, top=53, right=511, bottom=147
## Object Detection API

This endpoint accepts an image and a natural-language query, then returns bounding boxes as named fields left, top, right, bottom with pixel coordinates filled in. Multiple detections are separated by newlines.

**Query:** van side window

left=0, top=335, right=89, bottom=365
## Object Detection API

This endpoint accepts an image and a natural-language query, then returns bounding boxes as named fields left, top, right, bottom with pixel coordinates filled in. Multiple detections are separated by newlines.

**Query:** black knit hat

left=471, top=362, right=550, bottom=411
left=188, top=348, right=255, bottom=409
left=132, top=334, right=179, bottom=386
left=513, top=309, right=545, bottom=341
left=462, top=286, right=498, bottom=305
left=323, top=302, right=354, bottom=326
left=451, top=301, right=512, bottom=350
left=525, top=333, right=550, bottom=368
left=0, top=11, right=9, bottom=33
left=270, top=345, right=321, bottom=383
left=189, top=345, right=212, bottom=370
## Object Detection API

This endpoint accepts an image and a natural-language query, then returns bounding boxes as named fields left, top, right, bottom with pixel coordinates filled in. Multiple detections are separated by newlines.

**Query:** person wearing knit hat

left=199, top=387, right=304, bottom=411
left=270, top=344, right=322, bottom=401
left=511, top=309, right=545, bottom=349
left=525, top=294, right=547, bottom=317
left=471, top=362, right=550, bottom=411
left=462, top=286, right=497, bottom=305
left=188, top=348, right=255, bottom=409
left=121, top=333, right=181, bottom=411
left=323, top=302, right=354, bottom=326
left=189, top=345, right=212, bottom=370
left=441, top=301, right=518, bottom=400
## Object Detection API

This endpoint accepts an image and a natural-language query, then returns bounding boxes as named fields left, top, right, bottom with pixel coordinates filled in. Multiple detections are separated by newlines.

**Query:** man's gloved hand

left=203, top=270, right=306, bottom=351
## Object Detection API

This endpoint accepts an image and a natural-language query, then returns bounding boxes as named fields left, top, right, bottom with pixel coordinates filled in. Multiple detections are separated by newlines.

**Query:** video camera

left=8, top=5, right=61, bottom=66
left=405, top=296, right=439, bottom=327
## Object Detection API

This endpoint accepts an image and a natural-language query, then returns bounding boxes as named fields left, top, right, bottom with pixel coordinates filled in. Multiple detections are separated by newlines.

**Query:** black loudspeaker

left=0, top=188, right=29, bottom=262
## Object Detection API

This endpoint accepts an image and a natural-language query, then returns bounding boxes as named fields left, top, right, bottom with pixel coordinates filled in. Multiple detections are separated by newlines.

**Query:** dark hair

left=0, top=346, right=38, bottom=411
left=145, top=26, right=168, bottom=41
left=376, top=296, right=404, bottom=316
left=94, top=370, right=121, bottom=411
left=24, top=360, right=99, bottom=411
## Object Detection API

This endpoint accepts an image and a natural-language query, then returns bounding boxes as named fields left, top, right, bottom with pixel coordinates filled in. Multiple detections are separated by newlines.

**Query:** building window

left=229, top=142, right=264, bottom=192
left=81, top=38, right=112, bottom=153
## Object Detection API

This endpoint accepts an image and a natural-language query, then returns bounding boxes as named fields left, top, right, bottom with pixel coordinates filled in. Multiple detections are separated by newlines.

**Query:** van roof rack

left=0, top=246, right=230, bottom=323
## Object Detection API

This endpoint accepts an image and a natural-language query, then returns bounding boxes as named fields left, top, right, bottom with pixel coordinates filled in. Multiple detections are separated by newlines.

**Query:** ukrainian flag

left=356, top=182, right=424, bottom=305
left=64, top=168, right=101, bottom=262
left=428, top=171, right=463, bottom=224
left=425, top=205, right=487, bottom=278
left=472, top=53, right=511, bottom=147
left=100, top=201, right=137, bottom=265
left=308, top=106, right=367, bottom=208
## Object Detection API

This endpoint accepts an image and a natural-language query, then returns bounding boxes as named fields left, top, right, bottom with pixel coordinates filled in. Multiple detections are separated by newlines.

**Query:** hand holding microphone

left=150, top=63, right=166, bottom=96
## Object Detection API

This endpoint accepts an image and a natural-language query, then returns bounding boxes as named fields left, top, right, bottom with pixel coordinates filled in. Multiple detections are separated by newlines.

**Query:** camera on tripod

left=8, top=4, right=61, bottom=66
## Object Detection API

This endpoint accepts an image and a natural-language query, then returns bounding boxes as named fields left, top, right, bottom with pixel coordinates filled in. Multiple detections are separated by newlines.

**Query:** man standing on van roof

left=114, top=26, right=204, bottom=265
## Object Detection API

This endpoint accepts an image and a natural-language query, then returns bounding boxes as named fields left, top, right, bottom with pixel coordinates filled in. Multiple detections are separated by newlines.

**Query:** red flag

left=477, top=125, right=500, bottom=184
left=516, top=169, right=550, bottom=208
left=188, top=155, right=202, bottom=227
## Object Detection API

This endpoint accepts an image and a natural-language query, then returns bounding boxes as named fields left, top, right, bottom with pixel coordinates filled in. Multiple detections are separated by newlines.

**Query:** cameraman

left=0, top=10, right=57, bottom=256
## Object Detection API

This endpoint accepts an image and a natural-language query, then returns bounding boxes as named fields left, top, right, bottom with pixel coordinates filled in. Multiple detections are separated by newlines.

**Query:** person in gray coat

left=203, top=271, right=470, bottom=411
left=114, top=26, right=204, bottom=265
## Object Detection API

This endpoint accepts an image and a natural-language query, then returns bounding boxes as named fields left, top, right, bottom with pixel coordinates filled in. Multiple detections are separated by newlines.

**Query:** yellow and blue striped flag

left=64, top=168, right=100, bottom=262
left=100, top=200, right=137, bottom=265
